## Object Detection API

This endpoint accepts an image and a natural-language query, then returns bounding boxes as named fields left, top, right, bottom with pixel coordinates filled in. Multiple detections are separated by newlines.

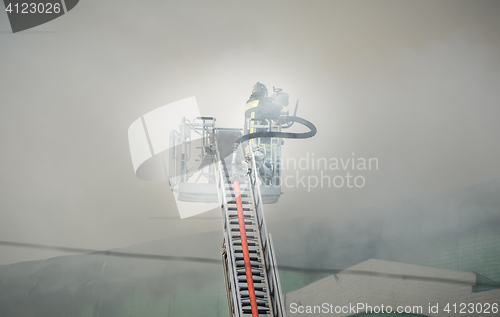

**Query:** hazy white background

left=1, top=0, right=499, bottom=265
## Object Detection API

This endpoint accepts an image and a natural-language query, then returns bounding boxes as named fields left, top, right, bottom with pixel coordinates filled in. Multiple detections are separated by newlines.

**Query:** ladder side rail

left=222, top=244, right=237, bottom=317
left=247, top=148, right=287, bottom=317
left=232, top=176, right=260, bottom=317
left=247, top=149, right=269, bottom=252
left=219, top=163, right=242, bottom=317
left=223, top=227, right=241, bottom=317
left=243, top=171, right=274, bottom=316
left=218, top=163, right=242, bottom=317
left=247, top=149, right=283, bottom=316
left=247, top=149, right=271, bottom=279
left=252, top=196, right=278, bottom=315
left=256, top=193, right=269, bottom=259
left=216, top=159, right=243, bottom=317
left=268, top=233, right=287, bottom=317
left=215, top=136, right=244, bottom=317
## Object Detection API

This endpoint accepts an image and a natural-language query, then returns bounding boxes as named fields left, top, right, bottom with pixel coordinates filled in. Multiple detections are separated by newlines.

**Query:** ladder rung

left=228, top=214, right=252, bottom=219
left=236, top=271, right=263, bottom=276
left=231, top=228, right=254, bottom=232
left=228, top=207, right=252, bottom=211
left=236, top=265, right=262, bottom=272
left=232, top=235, right=256, bottom=240
left=227, top=200, right=251, bottom=205
left=236, top=270, right=262, bottom=275
left=238, top=277, right=264, bottom=283
left=230, top=221, right=254, bottom=225
left=241, top=300, right=268, bottom=307
left=233, top=242, right=256, bottom=246
left=240, top=294, right=267, bottom=300
left=234, top=256, right=259, bottom=262
left=234, top=249, right=258, bottom=254
left=242, top=309, right=269, bottom=314
left=240, top=286, right=266, bottom=292
left=235, top=263, right=262, bottom=269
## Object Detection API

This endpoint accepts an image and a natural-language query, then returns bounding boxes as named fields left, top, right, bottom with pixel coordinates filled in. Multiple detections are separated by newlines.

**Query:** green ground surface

left=1, top=180, right=499, bottom=316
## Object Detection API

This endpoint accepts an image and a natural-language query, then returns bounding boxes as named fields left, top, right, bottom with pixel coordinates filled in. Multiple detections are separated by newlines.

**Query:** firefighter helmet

left=251, top=82, right=268, bottom=97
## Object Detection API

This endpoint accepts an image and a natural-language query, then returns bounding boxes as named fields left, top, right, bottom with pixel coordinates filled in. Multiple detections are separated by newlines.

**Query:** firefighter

left=244, top=82, right=289, bottom=135
left=244, top=82, right=288, bottom=184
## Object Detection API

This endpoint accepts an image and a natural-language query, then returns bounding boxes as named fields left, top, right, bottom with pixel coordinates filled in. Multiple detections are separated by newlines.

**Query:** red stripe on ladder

left=233, top=180, right=259, bottom=317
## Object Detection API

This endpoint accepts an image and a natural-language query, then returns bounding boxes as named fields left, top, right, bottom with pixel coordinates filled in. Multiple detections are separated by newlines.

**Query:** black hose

left=236, top=116, right=316, bottom=145
left=228, top=116, right=316, bottom=176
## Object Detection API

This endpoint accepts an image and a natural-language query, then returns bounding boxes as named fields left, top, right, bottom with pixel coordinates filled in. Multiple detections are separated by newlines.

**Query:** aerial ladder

left=218, top=141, right=285, bottom=317
left=167, top=111, right=316, bottom=317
